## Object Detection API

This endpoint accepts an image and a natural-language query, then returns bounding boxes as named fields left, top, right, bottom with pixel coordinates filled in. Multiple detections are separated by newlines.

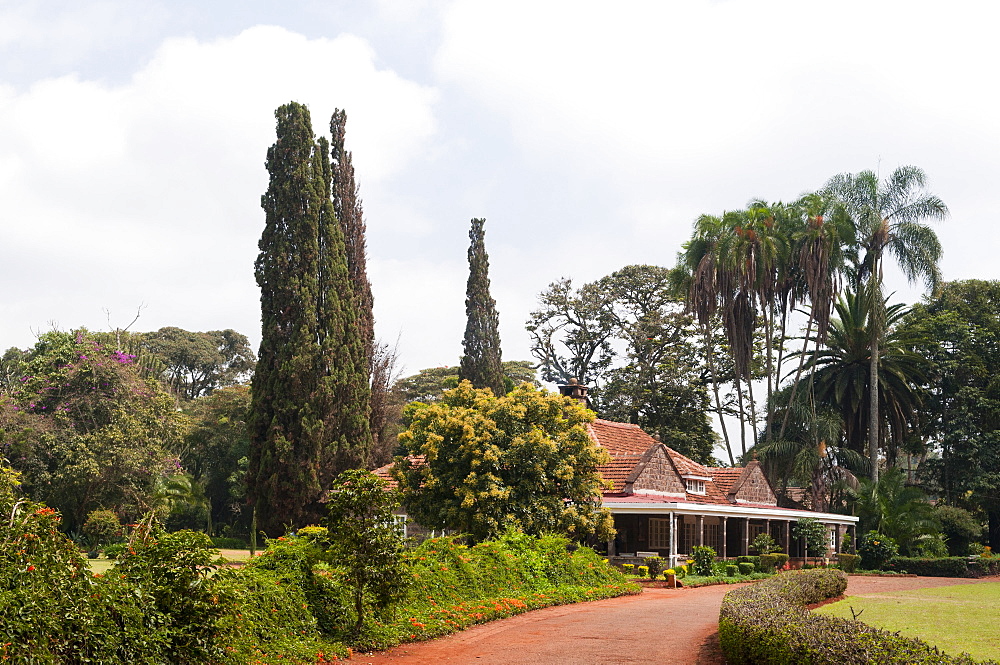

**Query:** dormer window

left=686, top=479, right=706, bottom=494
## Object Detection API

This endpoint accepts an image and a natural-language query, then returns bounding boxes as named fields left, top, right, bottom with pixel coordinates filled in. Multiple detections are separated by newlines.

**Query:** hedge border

left=718, top=568, right=995, bottom=664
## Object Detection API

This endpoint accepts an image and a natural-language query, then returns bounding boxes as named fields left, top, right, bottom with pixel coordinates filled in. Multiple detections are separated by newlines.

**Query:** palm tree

left=824, top=166, right=948, bottom=481
left=850, top=466, right=936, bottom=555
left=805, top=292, right=929, bottom=467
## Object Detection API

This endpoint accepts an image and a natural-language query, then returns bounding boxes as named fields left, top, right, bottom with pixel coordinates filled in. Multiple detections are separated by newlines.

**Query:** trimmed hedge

left=719, top=568, right=992, bottom=664
left=836, top=553, right=860, bottom=573
left=970, top=557, right=1000, bottom=577
left=884, top=557, right=968, bottom=578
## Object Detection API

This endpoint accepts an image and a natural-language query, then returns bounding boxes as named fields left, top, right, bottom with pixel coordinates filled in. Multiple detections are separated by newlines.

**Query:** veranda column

left=669, top=512, right=675, bottom=563
left=721, top=517, right=728, bottom=558
left=784, top=521, right=791, bottom=555
left=608, top=535, right=616, bottom=556
left=765, top=519, right=771, bottom=547
left=697, top=515, right=704, bottom=547
left=743, top=518, right=750, bottom=555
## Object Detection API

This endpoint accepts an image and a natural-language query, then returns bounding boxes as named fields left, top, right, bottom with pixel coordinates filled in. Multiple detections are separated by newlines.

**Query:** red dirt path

left=349, top=576, right=996, bottom=665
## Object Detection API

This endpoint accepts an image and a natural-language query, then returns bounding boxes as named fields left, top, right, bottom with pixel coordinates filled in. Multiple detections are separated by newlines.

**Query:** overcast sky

left=3, top=0, right=998, bottom=384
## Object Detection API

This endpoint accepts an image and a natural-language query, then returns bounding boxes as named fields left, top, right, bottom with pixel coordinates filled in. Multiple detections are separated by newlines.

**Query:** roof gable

left=728, top=460, right=778, bottom=506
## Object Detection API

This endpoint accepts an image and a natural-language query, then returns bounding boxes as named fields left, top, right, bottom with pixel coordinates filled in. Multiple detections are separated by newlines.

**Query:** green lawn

left=815, top=582, right=1000, bottom=661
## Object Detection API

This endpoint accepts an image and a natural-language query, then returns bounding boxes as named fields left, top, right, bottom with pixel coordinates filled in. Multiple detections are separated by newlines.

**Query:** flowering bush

left=858, top=531, right=899, bottom=570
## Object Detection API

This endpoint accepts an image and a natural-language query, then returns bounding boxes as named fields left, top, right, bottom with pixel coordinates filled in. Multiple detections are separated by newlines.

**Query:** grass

left=814, top=581, right=1000, bottom=661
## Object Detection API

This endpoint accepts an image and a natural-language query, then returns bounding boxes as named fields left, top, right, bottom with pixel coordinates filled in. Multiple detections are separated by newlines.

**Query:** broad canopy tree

left=394, top=381, right=614, bottom=542
left=141, top=327, right=255, bottom=400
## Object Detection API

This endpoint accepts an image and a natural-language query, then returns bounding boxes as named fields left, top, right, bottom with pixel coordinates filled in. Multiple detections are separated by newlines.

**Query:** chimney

left=558, top=377, right=592, bottom=409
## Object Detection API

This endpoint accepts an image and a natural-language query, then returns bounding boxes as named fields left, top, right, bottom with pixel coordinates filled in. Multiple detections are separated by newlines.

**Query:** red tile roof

left=596, top=455, right=643, bottom=492
left=587, top=419, right=658, bottom=455
left=711, top=467, right=744, bottom=495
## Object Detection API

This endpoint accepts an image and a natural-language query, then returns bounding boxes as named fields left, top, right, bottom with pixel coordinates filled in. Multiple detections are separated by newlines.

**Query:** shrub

left=914, top=533, right=949, bottom=559
left=621, top=563, right=634, bottom=574
left=738, top=562, right=755, bottom=576
left=637, top=565, right=648, bottom=577
left=751, top=533, right=779, bottom=555
left=645, top=556, right=664, bottom=579
left=884, top=556, right=968, bottom=577
left=970, top=557, right=1000, bottom=578
left=211, top=536, right=248, bottom=549
left=837, top=553, right=860, bottom=573
left=773, top=553, right=789, bottom=569
left=758, top=554, right=779, bottom=573
left=720, top=568, right=990, bottom=664
left=737, top=555, right=760, bottom=570
left=934, top=505, right=983, bottom=556
left=793, top=517, right=829, bottom=557
left=82, top=509, right=122, bottom=550
left=691, top=545, right=716, bottom=576
left=674, top=564, right=687, bottom=579
left=858, top=531, right=898, bottom=570
left=726, top=564, right=738, bottom=577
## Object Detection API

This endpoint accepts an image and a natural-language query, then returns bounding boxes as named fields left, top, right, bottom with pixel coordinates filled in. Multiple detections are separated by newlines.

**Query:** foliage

left=82, top=509, right=122, bottom=549
left=858, top=531, right=899, bottom=570
left=395, top=381, right=614, bottom=542
left=824, top=165, right=947, bottom=482
left=793, top=517, right=829, bottom=557
left=394, top=362, right=538, bottom=405
left=884, top=556, right=968, bottom=577
left=528, top=265, right=717, bottom=464
left=851, top=467, right=936, bottom=554
left=249, top=101, right=372, bottom=536
left=0, top=329, right=185, bottom=531
left=932, top=505, right=983, bottom=556
left=322, top=469, right=409, bottom=636
left=645, top=555, right=664, bottom=579
left=459, top=218, right=505, bottom=396
left=913, top=533, right=949, bottom=559
left=182, top=384, right=251, bottom=535
left=836, top=553, right=860, bottom=573
left=141, top=327, right=255, bottom=400
left=690, top=545, right=716, bottom=575
left=906, top=280, right=1000, bottom=550
left=752, top=532, right=779, bottom=554
left=720, top=568, right=989, bottom=665
left=738, top=562, right=755, bottom=576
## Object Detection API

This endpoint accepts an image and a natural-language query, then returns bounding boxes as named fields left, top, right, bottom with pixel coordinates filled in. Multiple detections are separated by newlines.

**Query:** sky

left=3, top=0, right=999, bottom=387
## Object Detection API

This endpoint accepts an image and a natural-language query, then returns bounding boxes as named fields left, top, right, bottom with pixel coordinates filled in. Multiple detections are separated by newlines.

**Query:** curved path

left=349, top=576, right=994, bottom=665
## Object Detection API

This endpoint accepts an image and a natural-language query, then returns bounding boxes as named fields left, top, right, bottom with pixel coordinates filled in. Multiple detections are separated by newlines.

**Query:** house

left=375, top=385, right=858, bottom=561
left=588, top=418, right=858, bottom=564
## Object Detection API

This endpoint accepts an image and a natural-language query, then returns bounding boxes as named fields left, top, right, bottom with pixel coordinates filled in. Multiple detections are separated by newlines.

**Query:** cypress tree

left=459, top=218, right=505, bottom=395
left=249, top=102, right=371, bottom=536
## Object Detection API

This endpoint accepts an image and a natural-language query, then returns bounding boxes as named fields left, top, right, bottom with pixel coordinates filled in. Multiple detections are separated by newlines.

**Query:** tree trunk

left=869, top=331, right=880, bottom=483
left=704, top=323, right=734, bottom=465
left=779, top=315, right=816, bottom=440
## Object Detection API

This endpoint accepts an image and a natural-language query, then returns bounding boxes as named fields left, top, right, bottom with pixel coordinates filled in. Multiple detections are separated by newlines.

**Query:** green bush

left=637, top=565, right=648, bottom=577
left=691, top=545, right=716, bottom=576
left=914, top=533, right=950, bottom=559
left=621, top=563, right=634, bottom=574
left=970, top=557, right=1000, bottom=578
left=751, top=533, right=779, bottom=555
left=858, top=531, right=899, bottom=570
left=758, top=554, right=779, bottom=573
left=737, top=555, right=760, bottom=570
left=645, top=556, right=664, bottom=579
left=773, top=553, right=789, bottom=570
left=719, top=568, right=989, bottom=664
left=737, top=562, right=755, bottom=576
left=83, top=509, right=122, bottom=550
left=211, top=536, right=248, bottom=549
left=837, top=553, right=860, bottom=573
left=934, top=505, right=983, bottom=556
left=884, top=556, right=968, bottom=577
left=726, top=564, right=738, bottom=577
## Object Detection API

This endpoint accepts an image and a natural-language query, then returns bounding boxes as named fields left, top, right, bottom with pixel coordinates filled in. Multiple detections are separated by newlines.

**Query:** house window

left=704, top=522, right=721, bottom=552
left=685, top=479, right=706, bottom=494
left=748, top=522, right=764, bottom=545
left=682, top=520, right=696, bottom=553
left=649, top=518, right=670, bottom=549
left=392, top=514, right=407, bottom=538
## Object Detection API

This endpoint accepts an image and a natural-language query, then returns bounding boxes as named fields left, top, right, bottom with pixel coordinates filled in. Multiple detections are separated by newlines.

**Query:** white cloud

left=0, top=26, right=438, bottom=352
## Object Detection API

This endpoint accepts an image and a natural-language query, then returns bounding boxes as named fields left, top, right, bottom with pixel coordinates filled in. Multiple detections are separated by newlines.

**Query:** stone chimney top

left=558, top=378, right=591, bottom=409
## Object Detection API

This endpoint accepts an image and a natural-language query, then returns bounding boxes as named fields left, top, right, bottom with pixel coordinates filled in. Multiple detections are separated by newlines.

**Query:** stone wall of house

left=734, top=467, right=777, bottom=505
left=632, top=447, right=686, bottom=494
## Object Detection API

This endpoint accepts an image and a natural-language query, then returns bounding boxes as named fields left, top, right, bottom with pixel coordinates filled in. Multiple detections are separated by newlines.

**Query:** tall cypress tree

left=459, top=218, right=505, bottom=395
left=249, top=102, right=371, bottom=536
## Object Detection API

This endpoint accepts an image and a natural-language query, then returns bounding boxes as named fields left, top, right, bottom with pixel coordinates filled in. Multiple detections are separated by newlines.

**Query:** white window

left=649, top=518, right=670, bottom=549
left=392, top=514, right=407, bottom=537
left=685, top=479, right=706, bottom=494
left=748, top=522, right=764, bottom=544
